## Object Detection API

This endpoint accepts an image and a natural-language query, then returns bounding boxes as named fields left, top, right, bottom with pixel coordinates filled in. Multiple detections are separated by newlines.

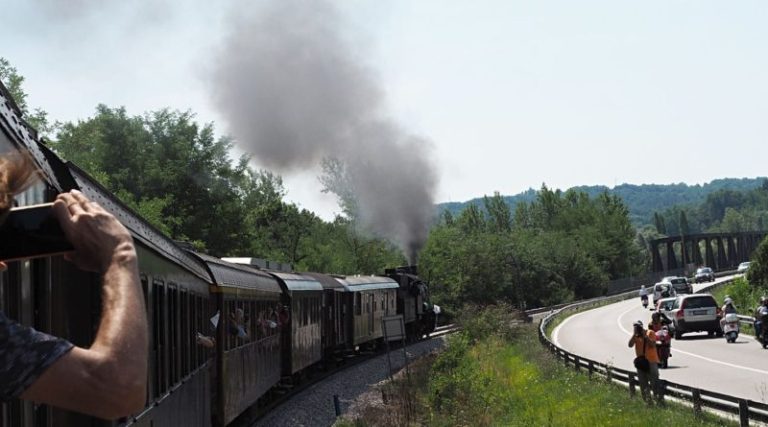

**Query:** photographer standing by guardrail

left=628, top=320, right=660, bottom=404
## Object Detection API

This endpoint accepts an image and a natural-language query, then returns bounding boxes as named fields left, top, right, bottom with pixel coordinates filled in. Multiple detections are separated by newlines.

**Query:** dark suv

left=664, top=276, right=692, bottom=294
left=670, top=294, right=721, bottom=339
left=695, top=267, right=715, bottom=283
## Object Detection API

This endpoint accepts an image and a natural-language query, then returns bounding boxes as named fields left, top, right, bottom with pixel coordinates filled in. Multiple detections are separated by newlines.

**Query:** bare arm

left=21, top=190, right=148, bottom=420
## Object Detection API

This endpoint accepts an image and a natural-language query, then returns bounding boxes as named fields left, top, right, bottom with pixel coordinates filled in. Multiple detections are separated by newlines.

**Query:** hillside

left=438, top=178, right=768, bottom=226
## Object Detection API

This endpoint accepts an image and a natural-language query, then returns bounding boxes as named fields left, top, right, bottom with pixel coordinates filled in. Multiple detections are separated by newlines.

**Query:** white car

left=737, top=262, right=751, bottom=274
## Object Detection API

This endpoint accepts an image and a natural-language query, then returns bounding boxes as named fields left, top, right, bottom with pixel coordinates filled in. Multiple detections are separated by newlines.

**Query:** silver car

left=738, top=262, right=751, bottom=274
left=668, top=294, right=721, bottom=339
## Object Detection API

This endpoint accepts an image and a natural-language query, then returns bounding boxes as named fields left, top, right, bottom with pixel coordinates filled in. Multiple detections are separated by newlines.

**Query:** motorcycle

left=722, top=313, right=740, bottom=343
left=757, top=306, right=768, bottom=348
left=655, top=327, right=672, bottom=368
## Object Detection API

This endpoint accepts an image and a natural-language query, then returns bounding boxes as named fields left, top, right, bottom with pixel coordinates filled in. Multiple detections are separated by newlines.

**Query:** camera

left=0, top=203, right=73, bottom=262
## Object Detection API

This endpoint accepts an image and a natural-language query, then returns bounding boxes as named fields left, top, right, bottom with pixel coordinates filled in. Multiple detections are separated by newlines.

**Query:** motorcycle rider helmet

left=724, top=297, right=733, bottom=305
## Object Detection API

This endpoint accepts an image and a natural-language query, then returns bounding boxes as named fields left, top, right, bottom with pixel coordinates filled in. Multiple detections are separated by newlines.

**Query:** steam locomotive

left=0, top=82, right=437, bottom=426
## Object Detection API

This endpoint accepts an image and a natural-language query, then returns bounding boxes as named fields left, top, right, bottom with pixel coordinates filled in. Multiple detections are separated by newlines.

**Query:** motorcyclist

left=720, top=297, right=737, bottom=331
left=722, top=297, right=737, bottom=315
left=756, top=297, right=768, bottom=345
left=648, top=311, right=672, bottom=333
left=655, top=325, right=672, bottom=368
left=754, top=296, right=767, bottom=339
left=639, top=285, right=649, bottom=308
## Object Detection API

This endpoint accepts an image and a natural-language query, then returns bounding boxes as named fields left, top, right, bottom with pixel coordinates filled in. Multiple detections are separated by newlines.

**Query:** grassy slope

left=338, top=323, right=734, bottom=427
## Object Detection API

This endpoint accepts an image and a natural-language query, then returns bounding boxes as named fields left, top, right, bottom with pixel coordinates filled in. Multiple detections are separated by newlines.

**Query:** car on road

left=694, top=267, right=715, bottom=283
left=668, top=293, right=722, bottom=339
left=652, top=282, right=675, bottom=303
left=662, top=276, right=693, bottom=294
left=738, top=262, right=751, bottom=274
left=655, top=296, right=678, bottom=317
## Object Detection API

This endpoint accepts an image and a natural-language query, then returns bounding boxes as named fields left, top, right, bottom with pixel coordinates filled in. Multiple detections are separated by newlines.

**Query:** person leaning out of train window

left=0, top=153, right=148, bottom=420
left=196, top=332, right=215, bottom=348
left=229, top=308, right=250, bottom=340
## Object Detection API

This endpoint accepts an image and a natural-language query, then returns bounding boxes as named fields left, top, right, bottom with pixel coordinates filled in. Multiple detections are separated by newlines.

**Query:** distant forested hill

left=438, top=178, right=768, bottom=227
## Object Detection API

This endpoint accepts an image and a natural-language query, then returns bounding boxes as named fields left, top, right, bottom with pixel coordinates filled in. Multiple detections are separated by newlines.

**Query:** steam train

left=0, top=83, right=437, bottom=426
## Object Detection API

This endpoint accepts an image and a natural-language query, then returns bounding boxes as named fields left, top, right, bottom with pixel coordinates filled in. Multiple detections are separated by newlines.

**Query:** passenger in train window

left=277, top=304, right=289, bottom=328
left=0, top=153, right=148, bottom=420
left=196, top=332, right=215, bottom=348
left=229, top=308, right=250, bottom=340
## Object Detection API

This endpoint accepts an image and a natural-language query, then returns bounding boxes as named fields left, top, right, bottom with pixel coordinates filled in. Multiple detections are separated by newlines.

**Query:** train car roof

left=191, top=252, right=282, bottom=292
left=302, top=272, right=345, bottom=290
left=335, top=275, right=400, bottom=292
left=267, top=271, right=323, bottom=292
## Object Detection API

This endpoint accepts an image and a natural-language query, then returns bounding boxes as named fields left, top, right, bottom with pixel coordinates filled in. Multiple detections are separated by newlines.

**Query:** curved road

left=552, top=275, right=768, bottom=403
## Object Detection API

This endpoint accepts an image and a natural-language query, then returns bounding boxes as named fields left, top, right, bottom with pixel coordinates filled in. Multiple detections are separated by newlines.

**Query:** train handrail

left=537, top=277, right=767, bottom=427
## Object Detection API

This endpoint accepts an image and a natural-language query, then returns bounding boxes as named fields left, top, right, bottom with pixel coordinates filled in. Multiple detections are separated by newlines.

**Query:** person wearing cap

left=628, top=319, right=660, bottom=403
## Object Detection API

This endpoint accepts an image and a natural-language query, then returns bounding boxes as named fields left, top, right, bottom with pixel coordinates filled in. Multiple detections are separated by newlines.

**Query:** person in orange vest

left=628, top=320, right=661, bottom=403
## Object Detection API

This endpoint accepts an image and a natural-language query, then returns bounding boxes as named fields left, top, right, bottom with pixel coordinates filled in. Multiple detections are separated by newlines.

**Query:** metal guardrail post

left=692, top=389, right=702, bottom=417
left=606, top=366, right=613, bottom=383
left=574, top=356, right=581, bottom=372
left=657, top=379, right=666, bottom=405
left=628, top=373, right=636, bottom=397
left=588, top=361, right=594, bottom=378
left=739, top=399, right=749, bottom=427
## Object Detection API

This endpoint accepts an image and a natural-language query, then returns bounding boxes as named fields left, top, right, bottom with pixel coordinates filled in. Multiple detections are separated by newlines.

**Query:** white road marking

left=616, top=302, right=768, bottom=376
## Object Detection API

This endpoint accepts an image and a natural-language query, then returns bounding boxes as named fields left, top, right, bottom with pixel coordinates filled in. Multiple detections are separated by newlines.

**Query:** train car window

left=180, top=289, right=189, bottom=378
left=140, top=276, right=150, bottom=403
left=152, top=280, right=167, bottom=397
left=169, top=285, right=179, bottom=385
left=225, top=299, right=232, bottom=351
left=190, top=293, right=197, bottom=370
left=355, top=293, right=361, bottom=316
left=249, top=300, right=256, bottom=341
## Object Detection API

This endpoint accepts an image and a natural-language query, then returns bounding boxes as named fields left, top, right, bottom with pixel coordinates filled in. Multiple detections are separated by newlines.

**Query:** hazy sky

left=2, top=1, right=767, bottom=219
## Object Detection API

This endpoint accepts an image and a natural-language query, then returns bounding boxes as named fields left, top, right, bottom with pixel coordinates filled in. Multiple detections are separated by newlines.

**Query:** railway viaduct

left=650, top=231, right=767, bottom=273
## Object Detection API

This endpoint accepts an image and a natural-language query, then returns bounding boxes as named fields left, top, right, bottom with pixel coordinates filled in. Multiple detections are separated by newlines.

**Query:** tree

left=679, top=210, right=690, bottom=235
left=747, top=236, right=768, bottom=289
left=483, top=192, right=512, bottom=233
left=653, top=212, right=667, bottom=235
left=0, top=57, right=52, bottom=135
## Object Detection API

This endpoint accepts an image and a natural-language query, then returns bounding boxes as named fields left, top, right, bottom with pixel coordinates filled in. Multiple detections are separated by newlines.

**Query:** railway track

left=236, top=324, right=456, bottom=427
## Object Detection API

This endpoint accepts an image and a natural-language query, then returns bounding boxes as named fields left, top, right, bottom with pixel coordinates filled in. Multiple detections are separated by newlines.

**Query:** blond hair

left=0, top=152, right=40, bottom=223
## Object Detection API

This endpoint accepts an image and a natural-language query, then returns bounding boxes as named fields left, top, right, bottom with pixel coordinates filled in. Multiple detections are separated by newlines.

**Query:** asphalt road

left=552, top=275, right=768, bottom=403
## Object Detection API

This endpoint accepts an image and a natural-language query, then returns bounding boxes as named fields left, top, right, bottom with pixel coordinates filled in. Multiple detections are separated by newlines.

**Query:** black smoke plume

left=209, top=0, right=437, bottom=261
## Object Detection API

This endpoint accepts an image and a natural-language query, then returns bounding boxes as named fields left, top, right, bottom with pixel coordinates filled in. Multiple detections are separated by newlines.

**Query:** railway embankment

left=336, top=306, right=730, bottom=426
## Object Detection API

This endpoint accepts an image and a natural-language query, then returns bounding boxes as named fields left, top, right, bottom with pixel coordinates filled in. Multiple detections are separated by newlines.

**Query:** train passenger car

left=189, top=254, right=283, bottom=427
left=0, top=102, right=216, bottom=426
left=385, top=266, right=437, bottom=340
left=1, top=85, right=216, bottom=427
left=304, top=272, right=350, bottom=358
left=265, top=271, right=323, bottom=377
left=336, top=275, right=399, bottom=347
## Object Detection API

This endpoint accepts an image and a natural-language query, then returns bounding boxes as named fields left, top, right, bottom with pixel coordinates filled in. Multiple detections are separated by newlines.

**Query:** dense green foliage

left=746, top=236, right=768, bottom=289
left=421, top=188, right=644, bottom=309
left=653, top=185, right=768, bottom=235
left=438, top=179, right=767, bottom=228
left=46, top=105, right=405, bottom=273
